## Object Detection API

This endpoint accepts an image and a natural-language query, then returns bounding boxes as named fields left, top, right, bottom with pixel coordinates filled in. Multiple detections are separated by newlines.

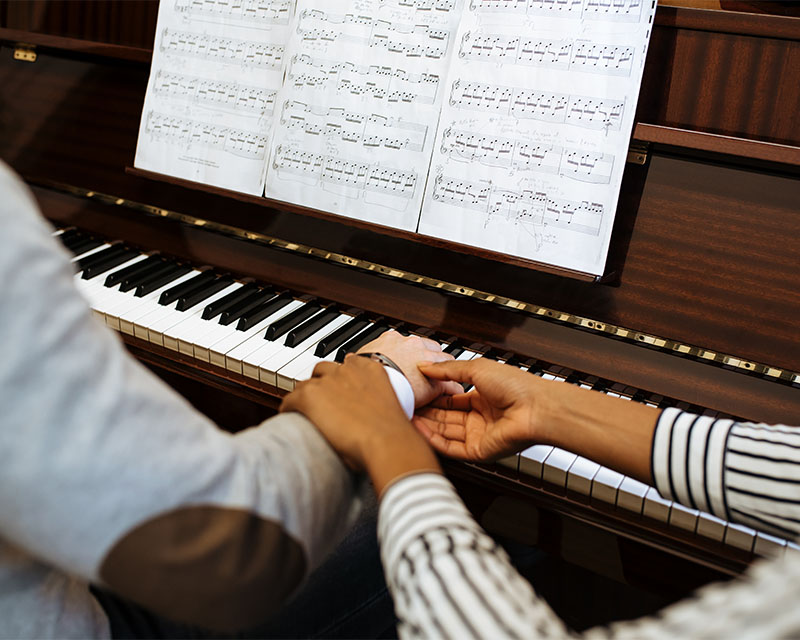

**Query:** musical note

left=281, top=101, right=428, bottom=152
left=145, top=111, right=269, bottom=159
left=449, top=80, right=624, bottom=131
left=441, top=128, right=614, bottom=183
left=393, top=0, right=457, bottom=11
left=432, top=173, right=603, bottom=235
left=273, top=145, right=417, bottom=205
left=297, top=10, right=451, bottom=59
left=287, top=54, right=440, bottom=104
left=160, top=28, right=285, bottom=69
left=174, top=0, right=294, bottom=27
left=459, top=32, right=633, bottom=75
left=153, top=71, right=277, bottom=117
left=469, top=0, right=641, bottom=20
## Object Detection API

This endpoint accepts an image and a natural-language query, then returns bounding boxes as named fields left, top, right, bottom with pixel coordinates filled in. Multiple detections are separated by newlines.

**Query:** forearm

left=364, top=428, right=442, bottom=498
left=536, top=381, right=660, bottom=485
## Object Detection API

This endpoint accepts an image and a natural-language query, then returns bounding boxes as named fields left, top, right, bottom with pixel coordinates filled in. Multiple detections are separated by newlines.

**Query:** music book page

left=134, top=0, right=295, bottom=195
left=417, top=0, right=656, bottom=276
left=264, top=0, right=464, bottom=231
left=136, top=0, right=656, bottom=276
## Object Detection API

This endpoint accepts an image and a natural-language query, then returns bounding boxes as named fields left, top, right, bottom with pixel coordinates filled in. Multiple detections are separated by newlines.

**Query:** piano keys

left=59, top=226, right=792, bottom=566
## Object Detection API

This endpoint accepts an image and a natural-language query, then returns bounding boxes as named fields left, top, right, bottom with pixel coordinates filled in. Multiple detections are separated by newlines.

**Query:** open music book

left=134, top=0, right=656, bottom=277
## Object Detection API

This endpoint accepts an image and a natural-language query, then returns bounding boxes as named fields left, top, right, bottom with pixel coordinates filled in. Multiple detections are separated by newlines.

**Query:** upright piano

left=2, top=0, right=800, bottom=606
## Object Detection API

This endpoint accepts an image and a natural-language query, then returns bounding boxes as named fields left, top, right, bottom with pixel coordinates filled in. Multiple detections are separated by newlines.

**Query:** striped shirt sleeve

left=651, top=408, right=800, bottom=540
left=379, top=473, right=800, bottom=639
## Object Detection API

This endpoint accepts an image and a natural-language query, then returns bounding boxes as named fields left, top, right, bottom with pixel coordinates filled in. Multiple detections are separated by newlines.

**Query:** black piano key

left=57, top=228, right=82, bottom=249
left=176, top=277, right=234, bottom=312
left=236, top=293, right=292, bottom=331
left=105, top=254, right=162, bottom=287
left=264, top=301, right=322, bottom=341
left=118, top=259, right=174, bottom=293
left=314, top=313, right=368, bottom=358
left=218, top=288, right=274, bottom=326
left=284, top=307, right=340, bottom=348
left=335, top=323, right=388, bottom=362
left=159, top=270, right=216, bottom=306
left=201, top=283, right=259, bottom=321
left=78, top=243, right=127, bottom=271
left=443, top=340, right=465, bottom=358
left=81, top=248, right=140, bottom=280
left=134, top=264, right=192, bottom=297
left=69, top=236, right=104, bottom=257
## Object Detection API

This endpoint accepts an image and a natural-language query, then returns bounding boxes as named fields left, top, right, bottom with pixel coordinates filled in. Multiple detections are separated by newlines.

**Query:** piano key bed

left=56, top=227, right=799, bottom=579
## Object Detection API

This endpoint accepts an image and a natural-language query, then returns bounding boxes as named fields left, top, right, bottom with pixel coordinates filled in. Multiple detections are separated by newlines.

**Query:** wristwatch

left=356, top=352, right=405, bottom=377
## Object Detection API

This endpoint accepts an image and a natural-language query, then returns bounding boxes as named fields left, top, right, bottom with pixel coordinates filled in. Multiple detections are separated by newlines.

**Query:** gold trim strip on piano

left=50, top=181, right=800, bottom=387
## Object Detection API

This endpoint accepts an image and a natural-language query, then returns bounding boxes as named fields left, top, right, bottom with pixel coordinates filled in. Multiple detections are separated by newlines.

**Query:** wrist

left=361, top=427, right=441, bottom=496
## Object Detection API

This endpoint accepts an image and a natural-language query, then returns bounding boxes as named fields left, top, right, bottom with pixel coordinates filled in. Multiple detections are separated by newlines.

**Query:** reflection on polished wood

left=1, top=0, right=800, bottom=600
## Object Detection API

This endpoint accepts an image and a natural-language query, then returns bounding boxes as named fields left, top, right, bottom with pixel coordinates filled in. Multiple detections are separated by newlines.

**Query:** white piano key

left=70, top=242, right=111, bottom=263
left=160, top=283, right=244, bottom=351
left=224, top=300, right=306, bottom=374
left=147, top=283, right=241, bottom=348
left=256, top=314, right=352, bottom=386
left=754, top=532, right=787, bottom=557
left=643, top=487, right=672, bottom=523
left=113, top=271, right=199, bottom=335
left=272, top=317, right=351, bottom=389
left=208, top=301, right=306, bottom=369
left=542, top=447, right=577, bottom=488
left=277, top=349, right=337, bottom=391
left=696, top=512, right=728, bottom=542
left=496, top=454, right=520, bottom=474
left=617, top=477, right=649, bottom=514
left=566, top=456, right=601, bottom=496
left=456, top=349, right=480, bottom=361
left=724, top=522, right=757, bottom=552
left=591, top=466, right=625, bottom=505
left=669, top=503, right=699, bottom=533
left=786, top=542, right=800, bottom=556
left=519, top=445, right=553, bottom=480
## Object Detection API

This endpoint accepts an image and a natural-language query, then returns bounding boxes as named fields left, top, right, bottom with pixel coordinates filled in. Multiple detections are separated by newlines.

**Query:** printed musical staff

left=287, top=53, right=441, bottom=104
left=432, top=173, right=603, bottom=235
left=298, top=9, right=451, bottom=59
left=281, top=101, right=428, bottom=152
left=160, top=28, right=285, bottom=69
left=393, top=0, right=457, bottom=11
left=449, top=80, right=624, bottom=131
left=470, top=0, right=642, bottom=21
left=441, top=128, right=614, bottom=183
left=145, top=111, right=269, bottom=159
left=273, top=145, right=417, bottom=204
left=459, top=32, right=634, bottom=76
left=153, top=71, right=277, bottom=117
left=174, top=0, right=294, bottom=27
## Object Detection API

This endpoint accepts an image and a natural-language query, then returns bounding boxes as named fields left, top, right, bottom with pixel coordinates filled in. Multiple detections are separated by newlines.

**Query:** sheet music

left=134, top=0, right=296, bottom=196
left=417, top=0, right=656, bottom=275
left=264, top=0, right=464, bottom=231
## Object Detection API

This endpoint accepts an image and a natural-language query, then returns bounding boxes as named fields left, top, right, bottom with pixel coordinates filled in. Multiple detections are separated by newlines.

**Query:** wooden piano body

left=2, top=0, right=800, bottom=604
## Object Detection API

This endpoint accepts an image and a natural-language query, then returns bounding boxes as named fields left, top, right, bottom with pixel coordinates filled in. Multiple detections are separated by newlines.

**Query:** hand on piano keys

left=58, top=227, right=796, bottom=560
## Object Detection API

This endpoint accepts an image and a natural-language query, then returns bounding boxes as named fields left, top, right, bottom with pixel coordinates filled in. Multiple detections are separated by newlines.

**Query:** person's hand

left=414, top=358, right=550, bottom=461
left=357, top=330, right=462, bottom=407
left=280, top=355, right=440, bottom=493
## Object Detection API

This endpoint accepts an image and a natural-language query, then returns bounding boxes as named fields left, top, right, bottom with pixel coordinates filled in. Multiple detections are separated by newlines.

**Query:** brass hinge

left=13, top=44, right=37, bottom=63
left=626, top=140, right=649, bottom=165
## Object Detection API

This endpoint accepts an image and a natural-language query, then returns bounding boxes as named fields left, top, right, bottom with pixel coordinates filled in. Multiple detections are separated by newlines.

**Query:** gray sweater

left=0, top=161, right=361, bottom=638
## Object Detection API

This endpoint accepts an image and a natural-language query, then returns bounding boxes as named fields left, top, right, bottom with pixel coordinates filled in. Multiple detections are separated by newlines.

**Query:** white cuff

left=383, top=366, right=415, bottom=420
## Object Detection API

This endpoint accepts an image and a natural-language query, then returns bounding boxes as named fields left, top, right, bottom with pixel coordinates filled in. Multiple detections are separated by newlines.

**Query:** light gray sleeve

left=379, top=473, right=800, bottom=640
left=0, top=162, right=360, bottom=630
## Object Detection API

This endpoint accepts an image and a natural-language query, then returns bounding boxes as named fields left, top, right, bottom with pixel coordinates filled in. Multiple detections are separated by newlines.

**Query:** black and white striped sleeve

left=378, top=473, right=571, bottom=640
left=378, top=472, right=800, bottom=639
left=651, top=408, right=800, bottom=541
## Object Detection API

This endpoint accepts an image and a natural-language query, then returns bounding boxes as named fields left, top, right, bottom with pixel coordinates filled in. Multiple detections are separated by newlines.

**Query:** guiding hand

left=280, top=354, right=429, bottom=472
left=357, top=330, right=462, bottom=407
left=414, top=358, right=548, bottom=461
